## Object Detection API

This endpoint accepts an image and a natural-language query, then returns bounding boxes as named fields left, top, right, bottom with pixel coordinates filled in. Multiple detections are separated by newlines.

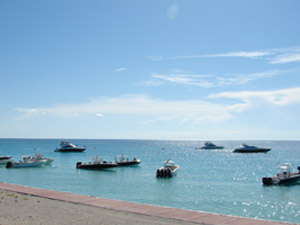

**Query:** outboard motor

left=156, top=169, right=160, bottom=177
left=298, top=166, right=300, bottom=174
left=262, top=177, right=273, bottom=185
left=167, top=169, right=171, bottom=177
left=76, top=162, right=82, bottom=168
left=6, top=161, right=13, bottom=168
left=163, top=169, right=167, bottom=177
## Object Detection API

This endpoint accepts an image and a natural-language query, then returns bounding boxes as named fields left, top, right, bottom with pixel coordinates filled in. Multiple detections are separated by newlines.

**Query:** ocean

left=0, top=139, right=300, bottom=224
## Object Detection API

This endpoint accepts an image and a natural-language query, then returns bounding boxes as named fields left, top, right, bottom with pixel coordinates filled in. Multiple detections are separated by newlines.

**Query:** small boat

left=0, top=155, right=13, bottom=165
left=233, top=143, right=271, bottom=153
left=196, top=141, right=224, bottom=150
left=6, top=156, right=47, bottom=168
left=262, top=163, right=300, bottom=185
left=114, top=155, right=141, bottom=166
left=54, top=141, right=86, bottom=152
left=32, top=153, right=54, bottom=165
left=76, top=156, right=118, bottom=170
left=156, top=159, right=179, bottom=178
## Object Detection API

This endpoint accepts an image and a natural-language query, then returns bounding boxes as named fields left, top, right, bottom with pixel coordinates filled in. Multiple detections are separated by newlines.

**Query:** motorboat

left=6, top=155, right=47, bottom=168
left=196, top=141, right=224, bottom=150
left=32, top=153, right=54, bottom=165
left=76, top=156, right=118, bottom=170
left=0, top=155, right=13, bottom=165
left=54, top=141, right=86, bottom=152
left=262, top=163, right=300, bottom=185
left=233, top=143, right=271, bottom=153
left=114, top=155, right=141, bottom=166
left=156, top=159, right=179, bottom=178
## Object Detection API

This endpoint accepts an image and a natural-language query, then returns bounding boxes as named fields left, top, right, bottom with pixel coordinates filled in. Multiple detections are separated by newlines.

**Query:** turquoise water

left=0, top=139, right=300, bottom=224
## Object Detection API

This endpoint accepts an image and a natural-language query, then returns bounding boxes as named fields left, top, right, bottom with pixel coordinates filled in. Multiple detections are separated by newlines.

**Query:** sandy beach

left=0, top=189, right=200, bottom=225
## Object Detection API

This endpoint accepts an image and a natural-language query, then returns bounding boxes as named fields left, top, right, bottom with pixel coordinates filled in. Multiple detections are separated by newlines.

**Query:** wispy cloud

left=167, top=3, right=179, bottom=20
left=146, top=70, right=279, bottom=88
left=115, top=67, right=127, bottom=72
left=152, top=73, right=214, bottom=88
left=209, top=87, right=300, bottom=111
left=147, top=56, right=163, bottom=62
left=170, top=51, right=272, bottom=60
left=269, top=53, right=300, bottom=64
left=169, top=46, right=300, bottom=64
left=216, top=70, right=280, bottom=86
left=209, top=51, right=272, bottom=58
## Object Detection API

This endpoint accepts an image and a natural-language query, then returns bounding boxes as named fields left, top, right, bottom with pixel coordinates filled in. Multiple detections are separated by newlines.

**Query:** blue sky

left=1, top=0, right=300, bottom=140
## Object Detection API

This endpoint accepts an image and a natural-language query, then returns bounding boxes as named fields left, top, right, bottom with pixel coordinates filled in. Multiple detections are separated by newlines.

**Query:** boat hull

left=55, top=148, right=86, bottom=152
left=6, top=161, right=46, bottom=168
left=200, top=146, right=224, bottom=150
left=262, top=174, right=300, bottom=185
left=76, top=162, right=117, bottom=170
left=116, top=160, right=141, bottom=166
left=233, top=148, right=271, bottom=153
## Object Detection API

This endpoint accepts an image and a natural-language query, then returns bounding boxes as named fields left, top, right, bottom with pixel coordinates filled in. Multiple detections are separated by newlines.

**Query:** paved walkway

left=0, top=182, right=297, bottom=225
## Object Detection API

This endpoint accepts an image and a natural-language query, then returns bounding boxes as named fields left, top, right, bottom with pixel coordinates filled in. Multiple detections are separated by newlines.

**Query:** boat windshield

left=92, top=156, right=103, bottom=163
left=115, top=155, right=128, bottom=162
left=60, top=141, right=77, bottom=147
left=278, top=163, right=291, bottom=173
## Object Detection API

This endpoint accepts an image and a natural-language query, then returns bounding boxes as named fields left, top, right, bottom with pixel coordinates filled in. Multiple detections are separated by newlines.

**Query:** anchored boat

left=262, top=163, right=300, bottom=185
left=196, top=141, right=224, bottom=150
left=114, top=155, right=141, bottom=166
left=55, top=141, right=86, bottom=152
left=233, top=143, right=271, bottom=153
left=6, top=155, right=47, bottom=168
left=76, top=156, right=118, bottom=170
left=156, top=159, right=179, bottom=178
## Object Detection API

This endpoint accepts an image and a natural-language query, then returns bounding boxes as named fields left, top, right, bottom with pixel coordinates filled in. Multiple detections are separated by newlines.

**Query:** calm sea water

left=0, top=139, right=300, bottom=223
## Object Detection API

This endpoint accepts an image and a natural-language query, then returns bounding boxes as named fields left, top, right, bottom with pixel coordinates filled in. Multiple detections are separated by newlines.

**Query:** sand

left=0, top=183, right=296, bottom=225
left=0, top=189, right=200, bottom=225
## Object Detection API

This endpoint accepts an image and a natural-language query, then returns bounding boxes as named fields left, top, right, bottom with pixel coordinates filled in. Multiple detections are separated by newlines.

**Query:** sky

left=0, top=0, right=300, bottom=140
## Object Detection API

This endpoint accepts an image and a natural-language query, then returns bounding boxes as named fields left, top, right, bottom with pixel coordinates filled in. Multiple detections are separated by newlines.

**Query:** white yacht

left=6, top=155, right=47, bottom=168
left=54, top=141, right=86, bottom=152
left=197, top=142, right=224, bottom=150
left=156, top=159, right=179, bottom=178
